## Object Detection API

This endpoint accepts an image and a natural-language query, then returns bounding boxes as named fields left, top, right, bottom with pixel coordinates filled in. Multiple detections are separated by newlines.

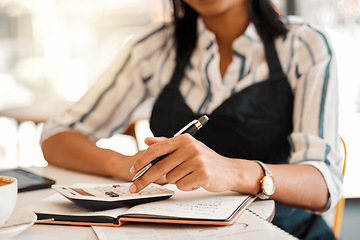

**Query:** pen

left=132, top=115, right=209, bottom=181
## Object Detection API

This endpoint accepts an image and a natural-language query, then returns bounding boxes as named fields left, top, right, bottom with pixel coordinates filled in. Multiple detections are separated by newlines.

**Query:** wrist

left=105, top=150, right=136, bottom=181
left=231, top=160, right=264, bottom=195
left=103, top=150, right=124, bottom=175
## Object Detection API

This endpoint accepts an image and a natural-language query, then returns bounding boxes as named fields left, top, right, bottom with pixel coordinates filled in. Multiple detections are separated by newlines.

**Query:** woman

left=41, top=0, right=342, bottom=239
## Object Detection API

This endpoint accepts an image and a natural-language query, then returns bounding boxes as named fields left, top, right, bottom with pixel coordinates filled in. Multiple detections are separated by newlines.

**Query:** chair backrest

left=340, top=137, right=347, bottom=176
left=332, top=137, right=347, bottom=238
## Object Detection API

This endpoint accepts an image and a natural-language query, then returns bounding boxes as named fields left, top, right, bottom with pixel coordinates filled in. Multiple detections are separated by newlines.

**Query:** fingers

left=154, top=175, right=167, bottom=185
left=131, top=134, right=194, bottom=175
left=129, top=134, right=232, bottom=193
left=131, top=166, right=206, bottom=193
left=144, top=136, right=166, bottom=146
left=130, top=134, right=197, bottom=193
left=173, top=167, right=210, bottom=191
left=165, top=156, right=200, bottom=184
left=130, top=137, right=173, bottom=175
left=130, top=148, right=186, bottom=193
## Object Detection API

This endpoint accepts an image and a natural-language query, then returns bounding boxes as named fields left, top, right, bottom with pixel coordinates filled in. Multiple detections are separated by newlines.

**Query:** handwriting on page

left=174, top=198, right=224, bottom=216
left=126, top=195, right=247, bottom=220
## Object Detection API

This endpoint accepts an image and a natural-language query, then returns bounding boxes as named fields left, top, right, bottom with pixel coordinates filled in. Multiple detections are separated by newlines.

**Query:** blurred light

left=0, top=117, right=19, bottom=168
left=0, top=73, right=34, bottom=111
left=62, top=60, right=88, bottom=102
left=96, top=134, right=138, bottom=156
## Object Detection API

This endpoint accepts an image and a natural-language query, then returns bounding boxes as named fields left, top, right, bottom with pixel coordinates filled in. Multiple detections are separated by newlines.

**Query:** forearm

left=41, top=131, right=133, bottom=180
left=270, top=164, right=328, bottom=210
left=231, top=160, right=329, bottom=211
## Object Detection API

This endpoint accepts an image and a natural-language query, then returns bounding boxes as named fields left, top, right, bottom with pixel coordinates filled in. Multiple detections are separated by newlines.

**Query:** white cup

left=0, top=176, right=17, bottom=226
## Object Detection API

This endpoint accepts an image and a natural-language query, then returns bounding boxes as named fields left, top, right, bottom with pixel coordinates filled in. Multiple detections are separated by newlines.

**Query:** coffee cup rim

left=0, top=176, right=17, bottom=186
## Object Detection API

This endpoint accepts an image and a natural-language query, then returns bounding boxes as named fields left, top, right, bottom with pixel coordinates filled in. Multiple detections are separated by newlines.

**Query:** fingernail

left=129, top=184, right=137, bottom=193
left=130, top=166, right=135, bottom=174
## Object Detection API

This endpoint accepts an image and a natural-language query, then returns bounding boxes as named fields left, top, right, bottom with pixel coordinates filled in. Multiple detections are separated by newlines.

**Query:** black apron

left=149, top=40, right=335, bottom=240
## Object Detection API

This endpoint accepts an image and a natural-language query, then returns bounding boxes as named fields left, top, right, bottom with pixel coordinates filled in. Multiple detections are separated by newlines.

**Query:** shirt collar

left=197, top=17, right=217, bottom=51
left=196, top=17, right=262, bottom=52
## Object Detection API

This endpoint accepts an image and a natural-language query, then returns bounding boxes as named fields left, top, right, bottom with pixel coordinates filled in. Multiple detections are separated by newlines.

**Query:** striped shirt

left=41, top=16, right=342, bottom=212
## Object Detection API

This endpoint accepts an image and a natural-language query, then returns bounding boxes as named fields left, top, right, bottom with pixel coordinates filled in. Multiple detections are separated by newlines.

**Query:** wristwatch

left=254, top=160, right=275, bottom=199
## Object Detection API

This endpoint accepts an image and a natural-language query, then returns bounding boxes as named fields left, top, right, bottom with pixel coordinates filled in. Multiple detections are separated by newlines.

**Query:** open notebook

left=93, top=209, right=299, bottom=240
left=22, top=184, right=256, bottom=227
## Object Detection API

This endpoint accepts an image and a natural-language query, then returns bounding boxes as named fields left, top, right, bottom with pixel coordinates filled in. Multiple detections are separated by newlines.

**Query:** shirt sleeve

left=41, top=24, right=168, bottom=143
left=287, top=23, right=343, bottom=212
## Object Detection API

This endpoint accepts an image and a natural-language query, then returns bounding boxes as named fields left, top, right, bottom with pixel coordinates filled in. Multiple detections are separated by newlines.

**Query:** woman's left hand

left=129, top=134, right=236, bottom=193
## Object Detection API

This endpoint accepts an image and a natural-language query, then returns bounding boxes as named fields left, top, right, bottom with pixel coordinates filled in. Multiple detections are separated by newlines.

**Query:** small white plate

left=0, top=208, right=37, bottom=240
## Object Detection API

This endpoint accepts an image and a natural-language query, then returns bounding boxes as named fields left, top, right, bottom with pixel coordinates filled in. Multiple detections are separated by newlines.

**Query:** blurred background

left=0, top=0, right=359, bottom=238
left=0, top=0, right=167, bottom=168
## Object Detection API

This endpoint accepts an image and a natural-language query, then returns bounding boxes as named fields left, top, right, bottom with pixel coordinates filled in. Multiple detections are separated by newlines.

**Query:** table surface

left=12, top=165, right=275, bottom=240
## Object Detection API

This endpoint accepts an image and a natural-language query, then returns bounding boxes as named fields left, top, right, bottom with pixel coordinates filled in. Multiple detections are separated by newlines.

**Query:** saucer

left=0, top=208, right=37, bottom=240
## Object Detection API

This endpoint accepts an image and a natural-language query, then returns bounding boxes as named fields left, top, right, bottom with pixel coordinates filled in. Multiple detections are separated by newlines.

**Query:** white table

left=13, top=165, right=275, bottom=240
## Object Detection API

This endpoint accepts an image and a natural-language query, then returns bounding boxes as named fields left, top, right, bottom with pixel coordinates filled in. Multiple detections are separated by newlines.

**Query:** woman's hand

left=107, top=150, right=167, bottom=184
left=129, top=134, right=236, bottom=193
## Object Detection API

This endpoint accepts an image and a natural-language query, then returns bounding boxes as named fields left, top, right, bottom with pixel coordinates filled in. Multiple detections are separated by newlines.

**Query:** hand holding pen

left=132, top=115, right=209, bottom=181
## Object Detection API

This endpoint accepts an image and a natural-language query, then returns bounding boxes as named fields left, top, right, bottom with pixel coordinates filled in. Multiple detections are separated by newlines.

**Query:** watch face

left=262, top=176, right=275, bottom=196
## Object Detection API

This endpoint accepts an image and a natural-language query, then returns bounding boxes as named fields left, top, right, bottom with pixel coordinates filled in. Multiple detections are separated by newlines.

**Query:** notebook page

left=93, top=209, right=298, bottom=240
left=122, top=185, right=250, bottom=220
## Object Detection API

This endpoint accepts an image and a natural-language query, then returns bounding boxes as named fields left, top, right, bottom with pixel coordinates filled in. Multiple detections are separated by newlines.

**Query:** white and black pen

left=131, top=115, right=209, bottom=181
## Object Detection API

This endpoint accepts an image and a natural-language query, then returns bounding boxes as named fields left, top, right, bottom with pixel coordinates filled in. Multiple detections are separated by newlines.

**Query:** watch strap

left=254, top=160, right=274, bottom=199
left=254, top=160, right=273, bottom=176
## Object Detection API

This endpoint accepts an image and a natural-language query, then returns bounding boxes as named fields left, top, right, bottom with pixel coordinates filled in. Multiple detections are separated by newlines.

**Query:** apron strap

left=264, top=39, right=286, bottom=80
left=168, top=52, right=191, bottom=88
left=170, top=39, right=284, bottom=87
